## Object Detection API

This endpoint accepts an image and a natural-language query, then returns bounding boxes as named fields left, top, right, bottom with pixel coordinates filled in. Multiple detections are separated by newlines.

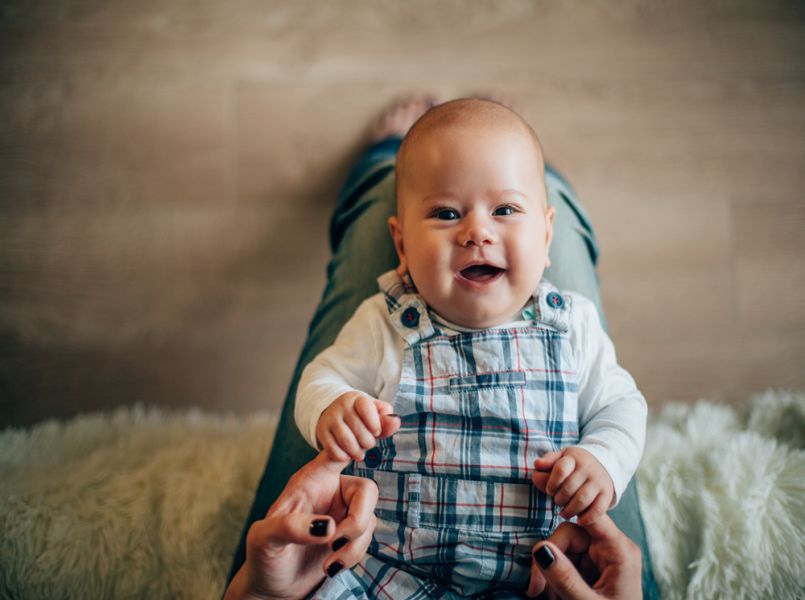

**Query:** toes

left=370, top=94, right=436, bottom=141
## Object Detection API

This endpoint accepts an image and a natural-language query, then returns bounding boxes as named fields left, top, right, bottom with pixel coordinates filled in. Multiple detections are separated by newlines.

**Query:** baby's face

left=389, top=123, right=554, bottom=329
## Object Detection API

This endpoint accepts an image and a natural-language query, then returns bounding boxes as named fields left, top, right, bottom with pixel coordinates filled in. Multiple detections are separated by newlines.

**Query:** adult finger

left=248, top=512, right=335, bottom=555
left=578, top=512, right=623, bottom=542
left=532, top=541, right=600, bottom=600
left=325, top=514, right=376, bottom=578
left=527, top=561, right=547, bottom=597
left=528, top=523, right=590, bottom=598
left=309, top=449, right=352, bottom=475
left=319, top=430, right=351, bottom=463
left=325, top=476, right=379, bottom=577
left=579, top=513, right=643, bottom=568
left=334, top=475, right=379, bottom=539
left=577, top=493, right=609, bottom=527
left=546, top=521, right=592, bottom=556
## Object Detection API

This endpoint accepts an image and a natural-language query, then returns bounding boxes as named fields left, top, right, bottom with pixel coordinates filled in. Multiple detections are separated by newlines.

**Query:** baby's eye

left=493, top=205, right=516, bottom=216
left=434, top=208, right=460, bottom=220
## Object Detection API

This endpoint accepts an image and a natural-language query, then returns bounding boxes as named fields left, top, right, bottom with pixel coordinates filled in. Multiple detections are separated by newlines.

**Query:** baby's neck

left=429, top=305, right=531, bottom=333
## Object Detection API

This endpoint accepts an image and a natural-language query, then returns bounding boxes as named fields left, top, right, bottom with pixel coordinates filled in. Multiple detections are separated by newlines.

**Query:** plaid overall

left=314, top=271, right=581, bottom=599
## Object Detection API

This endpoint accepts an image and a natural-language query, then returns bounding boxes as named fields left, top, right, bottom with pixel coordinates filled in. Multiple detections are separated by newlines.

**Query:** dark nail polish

left=332, top=536, right=349, bottom=551
left=326, top=561, right=343, bottom=578
left=310, top=519, right=329, bottom=537
left=534, top=545, right=555, bottom=569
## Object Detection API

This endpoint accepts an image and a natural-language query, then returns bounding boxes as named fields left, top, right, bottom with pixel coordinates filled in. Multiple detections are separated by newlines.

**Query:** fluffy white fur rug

left=1, top=391, right=802, bottom=599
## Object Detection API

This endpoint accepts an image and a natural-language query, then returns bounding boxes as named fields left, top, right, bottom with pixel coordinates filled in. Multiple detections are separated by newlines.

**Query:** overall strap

left=529, top=279, right=572, bottom=333
left=377, top=269, right=438, bottom=346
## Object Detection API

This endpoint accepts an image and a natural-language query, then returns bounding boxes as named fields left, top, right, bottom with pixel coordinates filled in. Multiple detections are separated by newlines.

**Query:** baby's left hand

left=532, top=447, right=614, bottom=526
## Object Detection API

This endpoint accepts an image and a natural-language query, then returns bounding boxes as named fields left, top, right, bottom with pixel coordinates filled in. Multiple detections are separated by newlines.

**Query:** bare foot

left=370, top=94, right=440, bottom=142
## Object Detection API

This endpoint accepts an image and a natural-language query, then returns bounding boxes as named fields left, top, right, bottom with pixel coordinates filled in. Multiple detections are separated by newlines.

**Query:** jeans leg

left=543, top=165, right=607, bottom=330
left=225, top=138, right=401, bottom=585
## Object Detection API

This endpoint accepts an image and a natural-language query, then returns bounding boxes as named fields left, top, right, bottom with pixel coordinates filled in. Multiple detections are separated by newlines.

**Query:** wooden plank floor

left=1, top=1, right=803, bottom=427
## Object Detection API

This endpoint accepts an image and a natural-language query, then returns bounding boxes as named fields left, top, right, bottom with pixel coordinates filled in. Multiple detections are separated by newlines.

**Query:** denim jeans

left=226, top=136, right=658, bottom=599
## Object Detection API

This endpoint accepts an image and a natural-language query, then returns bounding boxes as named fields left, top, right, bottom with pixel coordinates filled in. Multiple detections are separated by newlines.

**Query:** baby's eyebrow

left=421, top=191, right=457, bottom=203
left=496, top=189, right=527, bottom=199
left=422, top=190, right=528, bottom=202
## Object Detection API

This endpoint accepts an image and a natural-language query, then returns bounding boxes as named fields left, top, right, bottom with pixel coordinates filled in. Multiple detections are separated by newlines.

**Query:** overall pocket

left=406, top=472, right=557, bottom=536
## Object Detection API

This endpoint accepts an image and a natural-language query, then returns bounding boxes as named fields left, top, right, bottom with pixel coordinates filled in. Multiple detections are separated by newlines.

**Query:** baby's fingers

left=332, top=423, right=365, bottom=461
left=553, top=468, right=586, bottom=508
left=561, top=481, right=600, bottom=520
left=534, top=450, right=562, bottom=471
left=546, top=455, right=576, bottom=496
left=354, top=395, right=382, bottom=436
left=344, top=410, right=377, bottom=450
left=531, top=470, right=550, bottom=494
left=375, top=400, right=401, bottom=439
left=319, top=430, right=351, bottom=462
left=577, top=490, right=611, bottom=526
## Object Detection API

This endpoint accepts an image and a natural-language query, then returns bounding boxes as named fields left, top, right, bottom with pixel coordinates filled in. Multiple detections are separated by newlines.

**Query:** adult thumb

left=532, top=542, right=599, bottom=600
left=249, top=512, right=334, bottom=555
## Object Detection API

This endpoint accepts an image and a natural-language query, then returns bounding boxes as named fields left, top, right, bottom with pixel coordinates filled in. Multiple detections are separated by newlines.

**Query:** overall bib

left=315, top=270, right=581, bottom=599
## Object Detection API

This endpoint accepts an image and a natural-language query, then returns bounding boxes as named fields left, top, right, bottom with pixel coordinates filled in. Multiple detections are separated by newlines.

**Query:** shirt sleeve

left=570, top=293, right=647, bottom=506
left=294, top=295, right=389, bottom=449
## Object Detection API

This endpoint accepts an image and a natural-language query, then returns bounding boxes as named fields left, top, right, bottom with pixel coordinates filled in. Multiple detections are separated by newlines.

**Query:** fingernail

left=331, top=536, right=349, bottom=551
left=388, top=413, right=401, bottom=419
left=310, top=519, right=330, bottom=537
left=534, top=545, right=555, bottom=569
left=326, top=561, right=343, bottom=578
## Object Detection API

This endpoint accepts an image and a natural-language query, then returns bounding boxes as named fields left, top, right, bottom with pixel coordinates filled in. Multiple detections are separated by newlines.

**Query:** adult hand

left=224, top=452, right=378, bottom=600
left=527, top=514, right=642, bottom=600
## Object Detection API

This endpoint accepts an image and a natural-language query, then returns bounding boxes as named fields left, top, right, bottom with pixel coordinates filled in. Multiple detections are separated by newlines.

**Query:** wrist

left=224, top=569, right=279, bottom=600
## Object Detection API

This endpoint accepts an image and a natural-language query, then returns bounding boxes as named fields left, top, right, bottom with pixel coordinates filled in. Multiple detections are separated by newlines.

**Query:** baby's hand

left=316, top=392, right=401, bottom=462
left=532, top=447, right=614, bottom=526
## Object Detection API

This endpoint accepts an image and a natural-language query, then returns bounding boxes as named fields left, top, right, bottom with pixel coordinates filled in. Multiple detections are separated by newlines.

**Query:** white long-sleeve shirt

left=295, top=290, right=646, bottom=503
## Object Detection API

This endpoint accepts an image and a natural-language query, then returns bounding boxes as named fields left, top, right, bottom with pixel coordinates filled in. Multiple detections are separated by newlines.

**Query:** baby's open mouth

left=459, top=264, right=505, bottom=282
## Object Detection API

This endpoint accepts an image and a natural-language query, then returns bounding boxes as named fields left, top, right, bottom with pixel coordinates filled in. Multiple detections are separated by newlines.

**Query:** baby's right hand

left=316, top=392, right=401, bottom=462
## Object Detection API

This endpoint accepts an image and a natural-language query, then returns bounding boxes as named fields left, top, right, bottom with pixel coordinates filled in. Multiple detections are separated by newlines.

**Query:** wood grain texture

left=1, top=0, right=804, bottom=426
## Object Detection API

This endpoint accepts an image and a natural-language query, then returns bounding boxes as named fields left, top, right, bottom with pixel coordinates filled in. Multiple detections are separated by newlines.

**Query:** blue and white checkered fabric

left=314, top=271, right=580, bottom=598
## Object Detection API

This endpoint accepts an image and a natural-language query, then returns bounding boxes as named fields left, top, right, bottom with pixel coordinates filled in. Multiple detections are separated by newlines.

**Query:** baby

left=295, top=98, right=646, bottom=597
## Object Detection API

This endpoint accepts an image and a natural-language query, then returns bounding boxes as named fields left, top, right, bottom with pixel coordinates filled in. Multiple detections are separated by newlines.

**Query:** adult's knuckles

left=626, top=538, right=642, bottom=563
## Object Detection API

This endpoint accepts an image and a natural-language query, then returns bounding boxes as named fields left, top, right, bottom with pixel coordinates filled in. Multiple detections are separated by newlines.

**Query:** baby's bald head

left=395, top=98, right=547, bottom=215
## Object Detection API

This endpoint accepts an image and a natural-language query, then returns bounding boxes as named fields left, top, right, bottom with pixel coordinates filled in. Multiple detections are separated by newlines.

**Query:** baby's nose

left=459, top=214, right=496, bottom=246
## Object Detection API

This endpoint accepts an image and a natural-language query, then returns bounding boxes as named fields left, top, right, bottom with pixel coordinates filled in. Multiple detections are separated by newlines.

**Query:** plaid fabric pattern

left=317, top=271, right=581, bottom=598
left=378, top=269, right=419, bottom=312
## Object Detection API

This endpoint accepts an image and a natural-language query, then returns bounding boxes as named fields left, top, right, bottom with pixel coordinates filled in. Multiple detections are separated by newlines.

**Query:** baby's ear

left=387, top=215, right=408, bottom=274
left=544, top=205, right=556, bottom=267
